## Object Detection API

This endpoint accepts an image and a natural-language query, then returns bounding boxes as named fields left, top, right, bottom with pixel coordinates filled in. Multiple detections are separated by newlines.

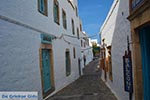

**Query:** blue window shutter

left=38, top=0, right=45, bottom=13
left=56, top=5, right=59, bottom=22
left=54, top=1, right=59, bottom=23
left=54, top=5, right=57, bottom=22
left=41, top=0, right=45, bottom=12
left=66, top=50, right=71, bottom=76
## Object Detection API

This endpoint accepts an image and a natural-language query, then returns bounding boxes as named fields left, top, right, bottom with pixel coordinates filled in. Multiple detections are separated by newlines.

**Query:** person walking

left=83, top=55, right=86, bottom=66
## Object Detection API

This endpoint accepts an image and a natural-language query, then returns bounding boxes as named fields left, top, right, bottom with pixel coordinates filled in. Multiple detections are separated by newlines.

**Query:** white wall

left=100, top=0, right=132, bottom=100
left=0, top=0, right=82, bottom=99
left=0, top=0, right=80, bottom=38
left=0, top=19, right=43, bottom=100
left=80, top=32, right=93, bottom=69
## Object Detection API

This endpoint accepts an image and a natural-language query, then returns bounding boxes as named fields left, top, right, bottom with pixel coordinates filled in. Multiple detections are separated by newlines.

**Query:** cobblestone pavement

left=47, top=59, right=117, bottom=100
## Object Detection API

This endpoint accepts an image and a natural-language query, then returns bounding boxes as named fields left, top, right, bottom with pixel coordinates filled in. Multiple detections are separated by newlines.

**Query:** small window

left=65, top=49, right=71, bottom=76
left=38, top=0, right=48, bottom=16
left=75, top=6, right=78, bottom=17
left=80, top=24, right=82, bottom=31
left=87, top=40, right=89, bottom=46
left=73, top=47, right=76, bottom=59
left=72, top=19, right=75, bottom=35
left=81, top=40, right=83, bottom=47
left=77, top=27, right=79, bottom=39
left=62, top=9, right=67, bottom=29
left=53, top=0, right=59, bottom=24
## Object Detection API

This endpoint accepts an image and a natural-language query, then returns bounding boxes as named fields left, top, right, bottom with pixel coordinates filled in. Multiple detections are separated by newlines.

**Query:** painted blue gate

left=42, top=49, right=51, bottom=93
left=139, top=26, right=150, bottom=100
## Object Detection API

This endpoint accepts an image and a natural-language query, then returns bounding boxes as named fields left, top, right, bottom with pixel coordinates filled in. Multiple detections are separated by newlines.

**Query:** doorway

left=139, top=25, right=150, bottom=100
left=78, top=58, right=81, bottom=76
left=40, top=47, right=55, bottom=98
left=42, top=49, right=51, bottom=93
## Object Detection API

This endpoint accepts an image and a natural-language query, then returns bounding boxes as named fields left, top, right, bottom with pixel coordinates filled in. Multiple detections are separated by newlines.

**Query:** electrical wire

left=62, top=33, right=98, bottom=39
left=81, top=47, right=93, bottom=51
left=62, top=34, right=81, bottom=47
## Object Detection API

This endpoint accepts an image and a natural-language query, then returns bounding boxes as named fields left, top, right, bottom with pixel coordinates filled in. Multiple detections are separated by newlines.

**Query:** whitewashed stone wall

left=100, top=0, right=132, bottom=100
left=0, top=19, right=43, bottom=100
left=80, top=32, right=93, bottom=69
left=0, top=0, right=82, bottom=99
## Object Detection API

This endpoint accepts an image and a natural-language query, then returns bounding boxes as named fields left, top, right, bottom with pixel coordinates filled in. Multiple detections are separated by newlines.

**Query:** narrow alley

left=48, top=59, right=117, bottom=100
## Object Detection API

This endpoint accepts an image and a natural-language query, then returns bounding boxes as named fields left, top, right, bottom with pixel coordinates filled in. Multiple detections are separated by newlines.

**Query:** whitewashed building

left=87, top=38, right=94, bottom=63
left=0, top=0, right=83, bottom=99
left=90, top=39, right=100, bottom=46
left=80, top=31, right=93, bottom=70
left=100, top=0, right=132, bottom=100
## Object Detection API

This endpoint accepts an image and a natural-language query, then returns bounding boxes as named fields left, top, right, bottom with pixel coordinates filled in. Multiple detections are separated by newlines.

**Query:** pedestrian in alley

left=83, top=54, right=86, bottom=66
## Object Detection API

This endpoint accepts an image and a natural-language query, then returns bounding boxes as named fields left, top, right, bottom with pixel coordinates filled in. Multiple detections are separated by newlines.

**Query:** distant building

left=90, top=39, right=100, bottom=46
left=90, top=39, right=100, bottom=57
left=80, top=32, right=93, bottom=70
left=128, top=0, right=150, bottom=100
left=99, top=0, right=132, bottom=100
left=0, top=0, right=83, bottom=99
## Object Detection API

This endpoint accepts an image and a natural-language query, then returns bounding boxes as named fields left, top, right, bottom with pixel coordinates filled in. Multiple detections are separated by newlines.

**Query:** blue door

left=139, top=26, right=150, bottom=100
left=42, top=49, right=51, bottom=93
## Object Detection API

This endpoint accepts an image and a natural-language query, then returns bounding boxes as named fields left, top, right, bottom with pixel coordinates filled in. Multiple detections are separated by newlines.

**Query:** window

left=62, top=9, right=67, bottom=29
left=87, top=40, right=89, bottom=46
left=80, top=24, right=82, bottom=31
left=73, top=47, right=76, bottom=59
left=38, top=0, right=48, bottom=16
left=81, top=40, right=83, bottom=47
left=75, top=6, right=78, bottom=17
left=77, top=27, right=79, bottom=39
left=53, top=0, right=59, bottom=24
left=65, top=49, right=71, bottom=76
left=84, top=42, right=86, bottom=48
left=72, top=19, right=75, bottom=35
left=67, top=0, right=75, bottom=9
left=131, top=0, right=143, bottom=9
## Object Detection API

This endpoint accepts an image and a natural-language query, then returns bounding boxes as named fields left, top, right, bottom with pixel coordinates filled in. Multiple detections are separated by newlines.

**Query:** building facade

left=90, top=39, right=100, bottom=57
left=80, top=31, right=93, bottom=71
left=100, top=0, right=133, bottom=100
left=128, top=0, right=150, bottom=100
left=0, top=0, right=83, bottom=99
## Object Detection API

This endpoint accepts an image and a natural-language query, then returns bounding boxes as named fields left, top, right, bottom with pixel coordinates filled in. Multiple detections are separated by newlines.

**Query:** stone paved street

left=47, top=59, right=117, bottom=100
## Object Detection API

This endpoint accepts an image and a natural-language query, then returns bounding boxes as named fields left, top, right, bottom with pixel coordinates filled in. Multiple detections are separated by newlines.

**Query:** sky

left=78, top=0, right=114, bottom=42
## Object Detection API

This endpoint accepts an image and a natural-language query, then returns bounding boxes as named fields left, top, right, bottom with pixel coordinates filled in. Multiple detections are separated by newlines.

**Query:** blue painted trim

left=139, top=26, right=150, bottom=100
left=42, top=49, right=51, bottom=93
left=39, top=0, right=45, bottom=14
left=41, top=34, right=52, bottom=44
